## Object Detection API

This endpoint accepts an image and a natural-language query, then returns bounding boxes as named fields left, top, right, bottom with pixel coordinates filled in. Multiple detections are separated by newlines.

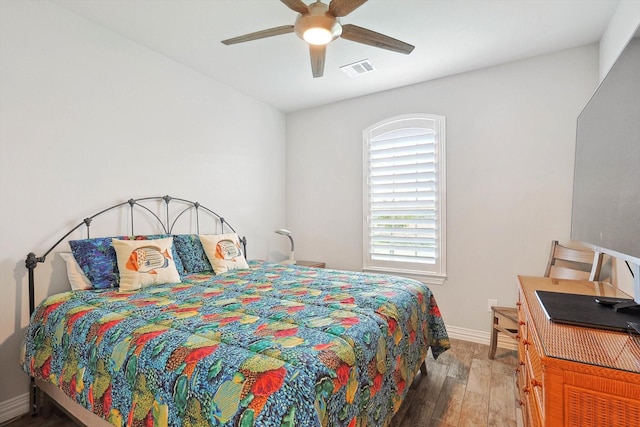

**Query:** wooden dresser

left=517, top=276, right=640, bottom=427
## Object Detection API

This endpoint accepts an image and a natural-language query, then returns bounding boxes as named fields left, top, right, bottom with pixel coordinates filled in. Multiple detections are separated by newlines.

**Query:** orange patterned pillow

left=113, top=237, right=181, bottom=291
left=199, top=233, right=249, bottom=274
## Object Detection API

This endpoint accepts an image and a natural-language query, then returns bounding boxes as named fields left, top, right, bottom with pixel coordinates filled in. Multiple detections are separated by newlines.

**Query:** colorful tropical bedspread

left=22, top=261, right=449, bottom=427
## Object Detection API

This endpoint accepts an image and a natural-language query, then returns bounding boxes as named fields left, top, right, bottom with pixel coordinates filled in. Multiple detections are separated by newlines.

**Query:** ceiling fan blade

left=341, top=24, right=414, bottom=54
left=328, top=0, right=368, bottom=17
left=280, top=0, right=309, bottom=14
left=221, top=25, right=294, bottom=45
left=309, top=44, right=326, bottom=78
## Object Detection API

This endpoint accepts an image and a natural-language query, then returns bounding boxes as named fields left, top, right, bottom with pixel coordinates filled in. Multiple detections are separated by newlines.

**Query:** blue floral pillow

left=69, top=234, right=185, bottom=289
left=173, top=234, right=213, bottom=274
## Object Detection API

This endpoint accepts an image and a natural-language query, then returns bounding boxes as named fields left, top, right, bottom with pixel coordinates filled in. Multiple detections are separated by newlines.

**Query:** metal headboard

left=24, top=195, right=247, bottom=315
left=24, top=195, right=248, bottom=416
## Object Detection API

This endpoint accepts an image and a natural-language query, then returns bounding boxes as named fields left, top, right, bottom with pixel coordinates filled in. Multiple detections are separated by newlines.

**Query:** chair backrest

left=544, top=240, right=603, bottom=281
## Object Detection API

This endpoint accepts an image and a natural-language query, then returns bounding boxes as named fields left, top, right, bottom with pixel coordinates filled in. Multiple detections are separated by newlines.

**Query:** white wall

left=599, top=0, right=640, bottom=79
left=0, top=0, right=286, bottom=417
left=286, top=45, right=599, bottom=337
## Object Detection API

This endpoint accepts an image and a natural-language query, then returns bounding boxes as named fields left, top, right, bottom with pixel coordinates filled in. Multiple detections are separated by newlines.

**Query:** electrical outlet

left=488, top=299, right=498, bottom=312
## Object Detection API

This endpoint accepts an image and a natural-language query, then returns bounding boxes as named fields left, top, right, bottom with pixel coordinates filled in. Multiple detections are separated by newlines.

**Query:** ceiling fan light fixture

left=303, top=27, right=333, bottom=45
left=294, top=1, right=342, bottom=46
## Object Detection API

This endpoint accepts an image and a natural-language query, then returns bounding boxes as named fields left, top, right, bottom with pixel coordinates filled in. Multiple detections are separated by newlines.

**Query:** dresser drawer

left=518, top=290, right=544, bottom=427
left=524, top=329, right=544, bottom=419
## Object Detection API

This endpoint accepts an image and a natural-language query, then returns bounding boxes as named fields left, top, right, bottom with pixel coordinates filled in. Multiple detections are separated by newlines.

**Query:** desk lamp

left=275, top=229, right=295, bottom=265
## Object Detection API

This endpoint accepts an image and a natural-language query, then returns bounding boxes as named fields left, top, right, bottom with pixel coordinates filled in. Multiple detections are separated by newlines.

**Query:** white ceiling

left=52, top=0, right=620, bottom=112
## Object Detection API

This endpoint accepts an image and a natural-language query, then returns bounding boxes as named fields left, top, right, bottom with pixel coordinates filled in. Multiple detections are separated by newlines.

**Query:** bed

left=21, top=196, right=450, bottom=427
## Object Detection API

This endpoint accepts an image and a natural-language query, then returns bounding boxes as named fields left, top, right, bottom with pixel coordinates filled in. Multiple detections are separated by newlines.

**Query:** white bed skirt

left=36, top=379, right=113, bottom=427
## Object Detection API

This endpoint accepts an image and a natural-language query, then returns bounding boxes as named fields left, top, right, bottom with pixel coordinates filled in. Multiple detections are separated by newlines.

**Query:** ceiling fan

left=221, top=0, right=415, bottom=78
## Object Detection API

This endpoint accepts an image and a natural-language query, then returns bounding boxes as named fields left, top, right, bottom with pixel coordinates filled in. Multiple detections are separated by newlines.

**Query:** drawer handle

left=516, top=301, right=522, bottom=307
left=519, top=360, right=525, bottom=366
left=519, top=320, right=526, bottom=326
left=531, top=379, right=543, bottom=388
left=523, top=386, right=530, bottom=394
left=515, top=334, right=521, bottom=340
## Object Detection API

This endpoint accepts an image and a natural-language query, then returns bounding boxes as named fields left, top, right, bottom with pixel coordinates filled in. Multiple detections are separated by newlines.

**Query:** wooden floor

left=392, top=338, right=522, bottom=427
left=3, top=338, right=521, bottom=427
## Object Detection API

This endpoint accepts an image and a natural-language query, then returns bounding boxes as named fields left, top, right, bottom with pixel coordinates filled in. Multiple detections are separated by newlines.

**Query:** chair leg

left=488, top=317, right=499, bottom=359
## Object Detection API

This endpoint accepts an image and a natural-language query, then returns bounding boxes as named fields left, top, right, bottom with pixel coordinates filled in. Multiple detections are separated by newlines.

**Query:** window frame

left=362, top=113, right=447, bottom=285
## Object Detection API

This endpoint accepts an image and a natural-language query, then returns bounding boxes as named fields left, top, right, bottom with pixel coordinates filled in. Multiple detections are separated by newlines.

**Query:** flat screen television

left=571, top=23, right=640, bottom=311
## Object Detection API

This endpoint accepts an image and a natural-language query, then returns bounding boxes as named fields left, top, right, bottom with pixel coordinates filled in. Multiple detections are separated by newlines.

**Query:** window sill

left=363, top=267, right=446, bottom=285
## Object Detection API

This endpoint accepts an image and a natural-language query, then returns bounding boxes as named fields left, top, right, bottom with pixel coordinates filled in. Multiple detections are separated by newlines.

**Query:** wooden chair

left=488, top=240, right=604, bottom=359
left=544, top=240, right=603, bottom=281
left=488, top=305, right=519, bottom=359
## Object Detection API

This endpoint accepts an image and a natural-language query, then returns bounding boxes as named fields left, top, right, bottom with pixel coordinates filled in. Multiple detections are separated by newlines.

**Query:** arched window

left=363, top=114, right=446, bottom=284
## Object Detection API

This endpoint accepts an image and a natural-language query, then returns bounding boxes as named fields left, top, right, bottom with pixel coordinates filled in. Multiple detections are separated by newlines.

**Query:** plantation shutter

left=363, top=115, right=446, bottom=282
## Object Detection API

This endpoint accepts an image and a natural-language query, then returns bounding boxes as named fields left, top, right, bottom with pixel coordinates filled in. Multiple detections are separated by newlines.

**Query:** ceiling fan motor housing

left=294, top=1, right=342, bottom=45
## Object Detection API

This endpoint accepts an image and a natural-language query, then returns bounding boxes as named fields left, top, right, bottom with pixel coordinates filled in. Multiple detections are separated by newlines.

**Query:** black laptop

left=535, top=290, right=640, bottom=332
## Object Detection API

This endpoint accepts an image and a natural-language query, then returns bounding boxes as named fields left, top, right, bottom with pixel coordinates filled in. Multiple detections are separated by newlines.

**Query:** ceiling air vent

left=340, top=59, right=375, bottom=77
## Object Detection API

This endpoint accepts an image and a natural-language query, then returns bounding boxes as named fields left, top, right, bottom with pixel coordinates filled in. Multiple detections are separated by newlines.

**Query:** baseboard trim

left=446, top=325, right=518, bottom=351
left=0, top=392, right=29, bottom=424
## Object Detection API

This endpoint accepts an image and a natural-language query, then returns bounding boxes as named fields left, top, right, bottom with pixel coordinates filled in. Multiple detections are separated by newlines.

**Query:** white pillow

left=112, top=237, right=181, bottom=292
left=199, top=233, right=249, bottom=274
left=60, top=252, right=93, bottom=290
